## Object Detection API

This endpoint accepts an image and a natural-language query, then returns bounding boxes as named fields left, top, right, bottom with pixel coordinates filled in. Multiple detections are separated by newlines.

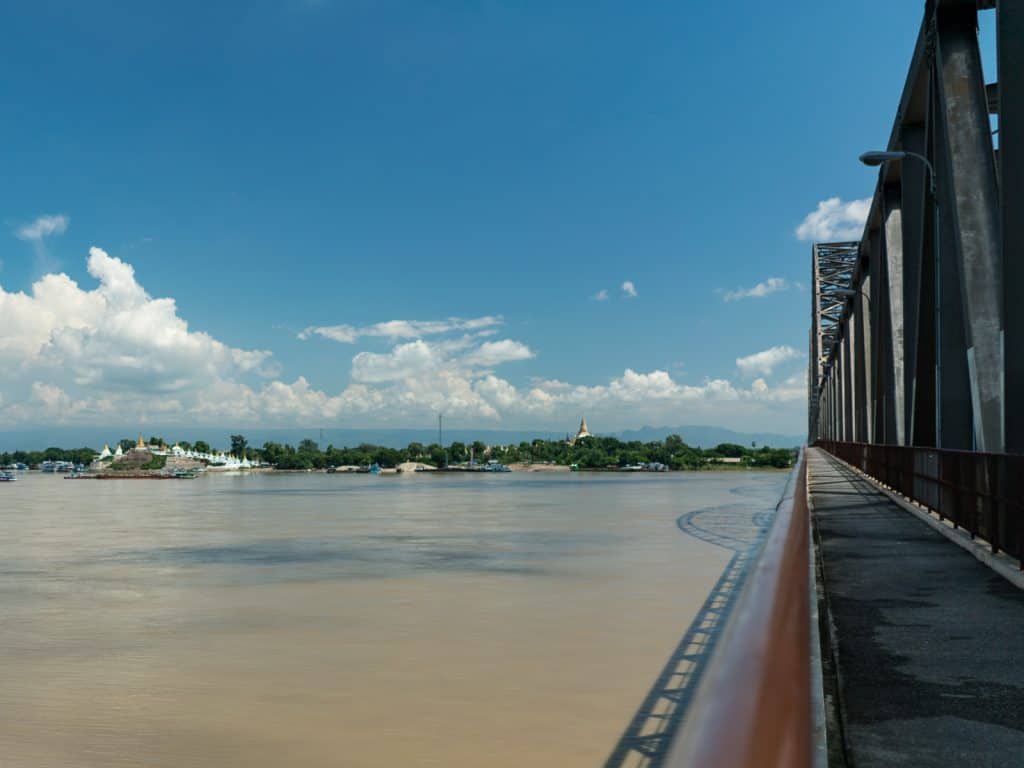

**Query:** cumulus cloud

left=795, top=197, right=871, bottom=241
left=351, top=340, right=441, bottom=383
left=621, top=280, right=638, bottom=298
left=0, top=249, right=806, bottom=431
left=299, top=316, right=502, bottom=343
left=722, top=277, right=790, bottom=302
left=463, top=340, right=534, bottom=367
left=0, top=247, right=275, bottom=421
left=16, top=214, right=69, bottom=242
left=593, top=289, right=609, bottom=301
left=736, top=345, right=802, bottom=377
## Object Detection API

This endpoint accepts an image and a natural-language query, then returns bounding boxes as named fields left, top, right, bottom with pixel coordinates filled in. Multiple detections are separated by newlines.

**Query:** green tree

left=471, top=441, right=487, bottom=463
left=261, top=442, right=285, bottom=466
left=298, top=438, right=320, bottom=454
left=230, top=434, right=248, bottom=457
left=426, top=444, right=446, bottom=467
left=711, top=443, right=746, bottom=458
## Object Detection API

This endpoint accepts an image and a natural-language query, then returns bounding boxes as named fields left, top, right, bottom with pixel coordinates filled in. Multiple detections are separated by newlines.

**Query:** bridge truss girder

left=811, top=0, right=1020, bottom=454
left=809, top=243, right=859, bottom=439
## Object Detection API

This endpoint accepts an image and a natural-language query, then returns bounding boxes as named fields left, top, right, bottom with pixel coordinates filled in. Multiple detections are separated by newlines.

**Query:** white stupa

left=99, top=444, right=112, bottom=459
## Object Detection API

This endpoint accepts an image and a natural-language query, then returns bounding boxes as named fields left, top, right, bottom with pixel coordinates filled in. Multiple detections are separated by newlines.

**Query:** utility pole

left=439, top=413, right=448, bottom=469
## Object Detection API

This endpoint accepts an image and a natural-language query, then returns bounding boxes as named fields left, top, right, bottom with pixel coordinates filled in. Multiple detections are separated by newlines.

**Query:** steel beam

left=859, top=243, right=875, bottom=443
left=912, top=183, right=938, bottom=447
left=883, top=184, right=906, bottom=444
left=1002, top=0, right=1024, bottom=453
left=852, top=288, right=867, bottom=442
left=932, top=70, right=974, bottom=450
left=900, top=124, right=927, bottom=446
left=868, top=228, right=884, bottom=442
left=935, top=5, right=1004, bottom=452
left=843, top=331, right=853, bottom=442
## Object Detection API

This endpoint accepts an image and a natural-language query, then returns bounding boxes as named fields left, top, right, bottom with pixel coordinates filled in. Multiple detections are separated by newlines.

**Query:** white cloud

left=722, top=277, right=790, bottom=302
left=593, top=289, right=609, bottom=301
left=736, top=345, right=802, bottom=377
left=351, top=340, right=442, bottom=383
left=463, top=340, right=534, bottom=367
left=0, top=247, right=274, bottom=422
left=16, top=214, right=69, bottom=242
left=621, top=280, right=637, bottom=298
left=299, top=316, right=502, bottom=343
left=299, top=324, right=358, bottom=343
left=795, top=197, right=870, bottom=241
left=0, top=249, right=806, bottom=432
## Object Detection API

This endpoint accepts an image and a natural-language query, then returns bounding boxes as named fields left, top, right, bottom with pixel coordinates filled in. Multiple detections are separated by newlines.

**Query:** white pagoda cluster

left=96, top=439, right=262, bottom=470
left=168, top=445, right=260, bottom=469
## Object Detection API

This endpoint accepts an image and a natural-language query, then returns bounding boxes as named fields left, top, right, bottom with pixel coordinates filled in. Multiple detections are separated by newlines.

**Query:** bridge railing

left=817, top=441, right=1024, bottom=567
left=664, top=447, right=816, bottom=768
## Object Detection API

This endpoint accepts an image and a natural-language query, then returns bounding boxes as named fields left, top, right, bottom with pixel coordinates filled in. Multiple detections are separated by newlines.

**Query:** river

left=0, top=470, right=785, bottom=767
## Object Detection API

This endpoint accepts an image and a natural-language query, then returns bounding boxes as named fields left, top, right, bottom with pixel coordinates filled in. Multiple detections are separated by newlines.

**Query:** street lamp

left=835, top=287, right=871, bottom=309
left=859, top=151, right=936, bottom=195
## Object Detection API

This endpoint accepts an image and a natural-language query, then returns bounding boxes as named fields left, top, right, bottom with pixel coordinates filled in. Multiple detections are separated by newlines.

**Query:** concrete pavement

left=808, top=447, right=1024, bottom=767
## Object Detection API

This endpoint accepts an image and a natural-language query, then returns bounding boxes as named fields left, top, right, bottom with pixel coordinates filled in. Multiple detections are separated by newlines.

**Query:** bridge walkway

left=808, top=447, right=1024, bottom=767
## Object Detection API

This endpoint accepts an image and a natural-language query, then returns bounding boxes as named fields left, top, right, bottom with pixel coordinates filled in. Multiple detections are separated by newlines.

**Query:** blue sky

left=0, top=1, right=998, bottom=434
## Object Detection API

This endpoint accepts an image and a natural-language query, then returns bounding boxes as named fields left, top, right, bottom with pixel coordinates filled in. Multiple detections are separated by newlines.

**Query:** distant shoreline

left=4, top=434, right=797, bottom=474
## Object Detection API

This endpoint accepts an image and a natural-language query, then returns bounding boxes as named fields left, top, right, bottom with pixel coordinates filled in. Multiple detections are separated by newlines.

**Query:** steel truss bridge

left=655, top=3, right=1021, bottom=767
left=808, top=0, right=1024, bottom=571
left=811, top=0, right=1019, bottom=454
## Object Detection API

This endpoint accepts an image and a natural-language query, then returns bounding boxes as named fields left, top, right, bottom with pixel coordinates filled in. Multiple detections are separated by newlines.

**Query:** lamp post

left=835, top=287, right=871, bottom=309
left=859, top=151, right=936, bottom=195
left=860, top=149, right=941, bottom=445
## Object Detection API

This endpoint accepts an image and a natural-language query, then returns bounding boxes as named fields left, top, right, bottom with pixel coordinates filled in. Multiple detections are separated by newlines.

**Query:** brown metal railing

left=816, top=441, right=1024, bottom=566
left=664, top=448, right=814, bottom=768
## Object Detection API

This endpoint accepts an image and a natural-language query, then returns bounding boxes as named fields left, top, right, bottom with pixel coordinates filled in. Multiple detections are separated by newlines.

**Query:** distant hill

left=614, top=425, right=804, bottom=448
left=0, top=424, right=803, bottom=452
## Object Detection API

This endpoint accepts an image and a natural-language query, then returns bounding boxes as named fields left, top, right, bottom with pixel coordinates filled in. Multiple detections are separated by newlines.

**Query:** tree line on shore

left=2, top=434, right=796, bottom=471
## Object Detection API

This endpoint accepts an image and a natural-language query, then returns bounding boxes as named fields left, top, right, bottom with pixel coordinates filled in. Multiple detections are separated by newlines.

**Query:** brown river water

left=0, top=470, right=785, bottom=767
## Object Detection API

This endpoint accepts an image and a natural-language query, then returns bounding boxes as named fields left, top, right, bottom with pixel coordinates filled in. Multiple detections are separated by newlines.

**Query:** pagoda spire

left=573, top=416, right=591, bottom=443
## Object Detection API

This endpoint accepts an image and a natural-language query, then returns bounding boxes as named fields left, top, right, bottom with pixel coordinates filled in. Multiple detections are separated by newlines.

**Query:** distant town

left=1, top=419, right=796, bottom=477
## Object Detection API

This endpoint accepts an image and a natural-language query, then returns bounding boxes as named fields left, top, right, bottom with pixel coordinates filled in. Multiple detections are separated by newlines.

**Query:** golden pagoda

left=569, top=417, right=592, bottom=446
